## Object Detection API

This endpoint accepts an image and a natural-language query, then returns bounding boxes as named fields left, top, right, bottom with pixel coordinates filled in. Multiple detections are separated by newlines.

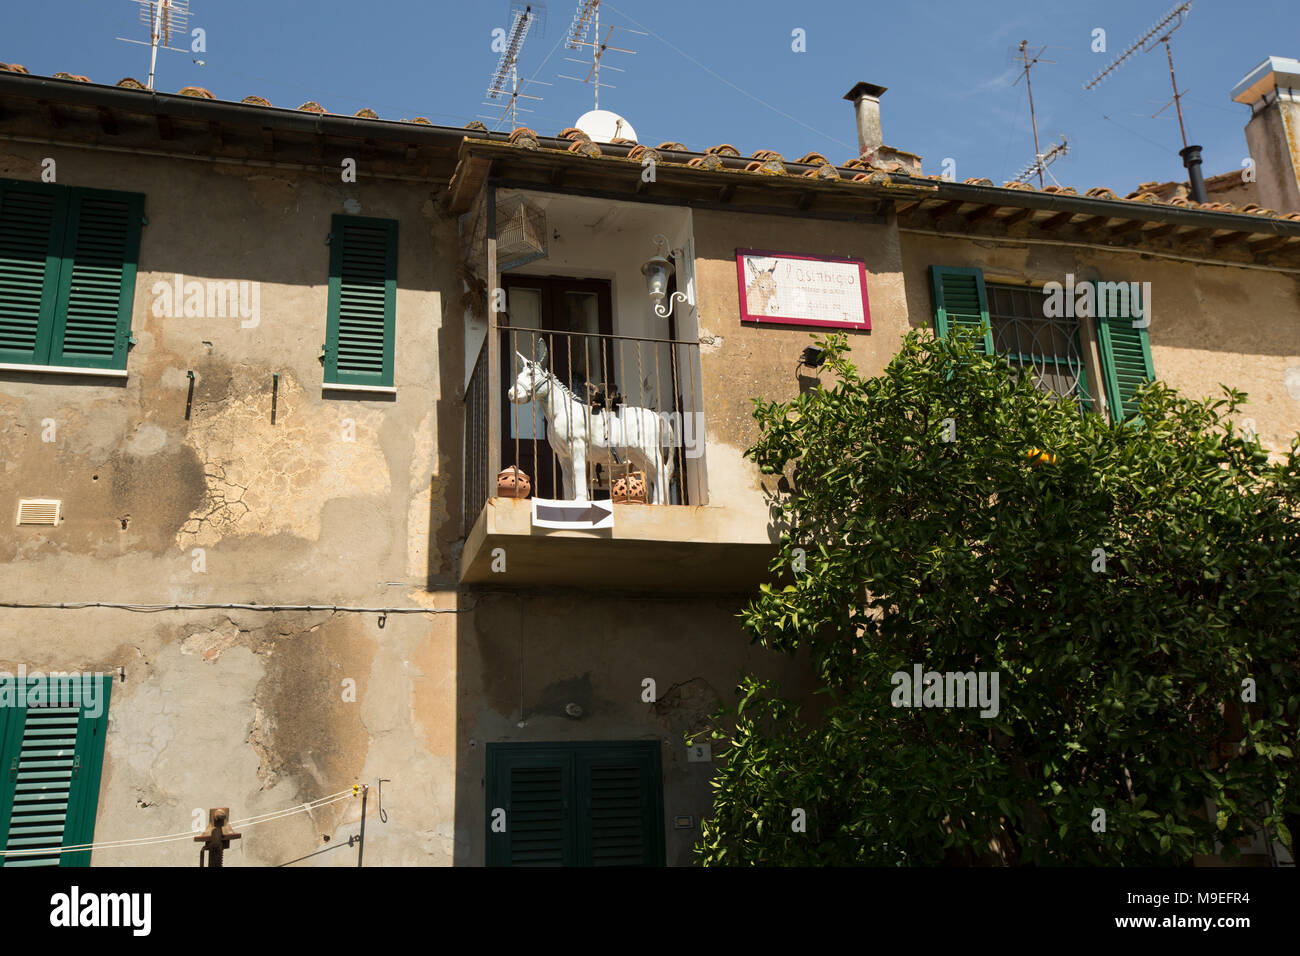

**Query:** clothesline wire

left=0, top=787, right=357, bottom=858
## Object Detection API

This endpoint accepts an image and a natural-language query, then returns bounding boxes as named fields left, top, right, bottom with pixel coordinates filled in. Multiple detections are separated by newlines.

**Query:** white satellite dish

left=574, top=109, right=637, bottom=144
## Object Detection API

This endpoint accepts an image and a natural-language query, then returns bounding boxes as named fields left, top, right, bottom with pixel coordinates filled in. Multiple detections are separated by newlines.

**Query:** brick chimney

left=843, top=82, right=921, bottom=175
left=1231, top=56, right=1300, bottom=214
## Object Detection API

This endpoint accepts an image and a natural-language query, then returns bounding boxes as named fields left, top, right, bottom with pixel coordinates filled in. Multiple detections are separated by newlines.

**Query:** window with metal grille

left=985, top=283, right=1095, bottom=413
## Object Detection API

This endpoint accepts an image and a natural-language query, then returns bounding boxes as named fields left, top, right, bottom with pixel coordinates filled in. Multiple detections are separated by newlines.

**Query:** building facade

left=0, top=55, right=1297, bottom=866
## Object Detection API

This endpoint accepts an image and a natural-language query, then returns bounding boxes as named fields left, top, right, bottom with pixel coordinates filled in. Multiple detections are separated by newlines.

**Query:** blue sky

left=6, top=1, right=1297, bottom=194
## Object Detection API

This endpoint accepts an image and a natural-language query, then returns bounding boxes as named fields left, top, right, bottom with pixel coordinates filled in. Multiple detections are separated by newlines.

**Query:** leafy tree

left=695, top=330, right=1299, bottom=865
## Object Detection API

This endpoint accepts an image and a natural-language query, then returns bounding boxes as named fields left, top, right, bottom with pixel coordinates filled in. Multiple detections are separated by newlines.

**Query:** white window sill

left=0, top=362, right=128, bottom=379
left=323, top=382, right=398, bottom=395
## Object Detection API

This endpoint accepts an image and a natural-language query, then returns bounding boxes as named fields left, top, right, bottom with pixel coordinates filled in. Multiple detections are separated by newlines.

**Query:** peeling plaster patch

left=181, top=618, right=246, bottom=661
left=699, top=328, right=724, bottom=352
left=1286, top=367, right=1300, bottom=402
left=177, top=372, right=389, bottom=548
left=124, top=422, right=169, bottom=458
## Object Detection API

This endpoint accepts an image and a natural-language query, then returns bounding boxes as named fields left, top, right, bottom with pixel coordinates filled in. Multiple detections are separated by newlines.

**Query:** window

left=985, top=282, right=1095, bottom=413
left=486, top=740, right=665, bottom=867
left=0, top=674, right=112, bottom=867
left=0, top=179, right=145, bottom=372
left=929, top=266, right=1154, bottom=419
left=324, top=215, right=398, bottom=389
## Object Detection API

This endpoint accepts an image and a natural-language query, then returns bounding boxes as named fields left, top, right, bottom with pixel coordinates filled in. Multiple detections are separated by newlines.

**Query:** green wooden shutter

left=486, top=746, right=576, bottom=866
left=1095, top=283, right=1155, bottom=421
left=578, top=744, right=663, bottom=867
left=0, top=674, right=111, bottom=868
left=0, top=180, right=67, bottom=366
left=325, top=216, right=398, bottom=387
left=50, top=189, right=144, bottom=370
left=486, top=741, right=664, bottom=867
left=929, top=265, right=994, bottom=354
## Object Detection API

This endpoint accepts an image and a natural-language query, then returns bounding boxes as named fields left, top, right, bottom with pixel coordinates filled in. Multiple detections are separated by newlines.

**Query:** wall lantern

left=641, top=233, right=688, bottom=319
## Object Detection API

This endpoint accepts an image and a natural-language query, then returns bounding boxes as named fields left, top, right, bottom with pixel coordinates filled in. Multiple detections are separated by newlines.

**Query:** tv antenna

left=116, top=0, right=191, bottom=91
left=1011, top=136, right=1069, bottom=185
left=559, top=1, right=644, bottom=111
left=482, top=3, right=550, bottom=132
left=1084, top=2, right=1206, bottom=200
left=1011, top=41, right=1056, bottom=189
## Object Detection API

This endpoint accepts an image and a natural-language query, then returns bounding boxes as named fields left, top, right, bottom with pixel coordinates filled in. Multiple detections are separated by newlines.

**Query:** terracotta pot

left=497, top=466, right=531, bottom=499
left=611, top=471, right=647, bottom=504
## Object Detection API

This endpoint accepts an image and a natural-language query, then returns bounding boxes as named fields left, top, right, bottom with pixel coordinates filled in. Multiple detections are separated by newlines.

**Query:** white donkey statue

left=507, top=341, right=676, bottom=504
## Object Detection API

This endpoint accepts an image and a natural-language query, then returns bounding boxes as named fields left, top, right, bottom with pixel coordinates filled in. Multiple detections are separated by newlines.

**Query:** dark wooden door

left=500, top=275, right=613, bottom=501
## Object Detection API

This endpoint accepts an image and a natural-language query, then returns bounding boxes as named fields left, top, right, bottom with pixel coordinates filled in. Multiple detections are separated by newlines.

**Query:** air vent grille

left=17, top=498, right=61, bottom=526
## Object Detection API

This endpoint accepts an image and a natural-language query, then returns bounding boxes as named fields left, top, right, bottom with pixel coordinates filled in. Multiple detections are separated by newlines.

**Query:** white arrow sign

left=531, top=497, right=614, bottom=530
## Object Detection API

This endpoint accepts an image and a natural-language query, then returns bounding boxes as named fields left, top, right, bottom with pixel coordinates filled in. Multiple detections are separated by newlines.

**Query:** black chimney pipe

left=1180, top=144, right=1208, bottom=203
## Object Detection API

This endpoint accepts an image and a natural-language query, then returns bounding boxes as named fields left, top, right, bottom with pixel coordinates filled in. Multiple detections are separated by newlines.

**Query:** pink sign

left=736, top=248, right=871, bottom=331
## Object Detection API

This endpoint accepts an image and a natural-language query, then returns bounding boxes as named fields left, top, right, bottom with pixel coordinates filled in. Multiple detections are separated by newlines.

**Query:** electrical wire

left=0, top=601, right=472, bottom=614
left=602, top=2, right=856, bottom=154
left=0, top=786, right=359, bottom=859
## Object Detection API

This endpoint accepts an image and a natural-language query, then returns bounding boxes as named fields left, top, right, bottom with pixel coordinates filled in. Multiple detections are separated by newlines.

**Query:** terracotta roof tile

left=852, top=171, right=892, bottom=185
left=116, top=77, right=146, bottom=90
left=627, top=145, right=660, bottom=163
left=842, top=157, right=870, bottom=170
left=463, top=120, right=488, bottom=131
left=751, top=149, right=783, bottom=162
left=354, top=107, right=378, bottom=119
left=656, top=141, right=686, bottom=151
left=508, top=127, right=539, bottom=149
left=179, top=86, right=214, bottom=99
left=803, top=164, right=840, bottom=180
left=297, top=101, right=326, bottom=113
left=964, top=177, right=994, bottom=186
left=557, top=127, right=589, bottom=142
left=744, top=158, right=786, bottom=174
left=1084, top=187, right=1118, bottom=200
left=609, top=136, right=637, bottom=146
left=0, top=62, right=30, bottom=74
left=705, top=144, right=740, bottom=157
left=242, top=95, right=271, bottom=106
left=53, top=72, right=90, bottom=82
left=688, top=154, right=724, bottom=170
left=1003, top=181, right=1036, bottom=191
left=410, top=117, right=433, bottom=125
left=568, top=139, right=601, bottom=158
left=796, top=151, right=829, bottom=166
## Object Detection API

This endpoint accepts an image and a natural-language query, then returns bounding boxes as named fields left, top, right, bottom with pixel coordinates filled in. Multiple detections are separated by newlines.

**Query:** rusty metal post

left=356, top=784, right=368, bottom=867
left=194, top=808, right=242, bottom=867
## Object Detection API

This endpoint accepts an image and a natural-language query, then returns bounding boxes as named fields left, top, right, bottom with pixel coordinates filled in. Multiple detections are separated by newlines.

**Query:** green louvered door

left=325, top=215, right=397, bottom=387
left=1096, top=284, right=1155, bottom=421
left=929, top=265, right=995, bottom=353
left=50, top=190, right=144, bottom=369
left=0, top=676, right=111, bottom=868
left=0, top=181, right=66, bottom=365
left=486, top=741, right=665, bottom=866
left=578, top=745, right=662, bottom=866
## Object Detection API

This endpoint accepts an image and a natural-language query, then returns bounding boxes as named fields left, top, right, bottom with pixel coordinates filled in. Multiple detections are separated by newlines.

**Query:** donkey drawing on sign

left=745, top=256, right=781, bottom=317
left=507, top=340, right=676, bottom=504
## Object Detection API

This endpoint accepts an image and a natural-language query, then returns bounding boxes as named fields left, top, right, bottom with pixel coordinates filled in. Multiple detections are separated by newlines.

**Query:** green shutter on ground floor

left=486, top=740, right=665, bottom=866
left=929, top=265, right=994, bottom=354
left=0, top=675, right=112, bottom=868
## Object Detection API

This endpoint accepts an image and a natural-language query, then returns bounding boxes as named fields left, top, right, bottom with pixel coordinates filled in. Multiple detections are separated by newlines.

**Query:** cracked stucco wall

left=0, top=139, right=464, bottom=865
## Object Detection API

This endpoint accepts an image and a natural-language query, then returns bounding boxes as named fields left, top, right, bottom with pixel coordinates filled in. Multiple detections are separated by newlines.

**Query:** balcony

left=460, top=325, right=777, bottom=591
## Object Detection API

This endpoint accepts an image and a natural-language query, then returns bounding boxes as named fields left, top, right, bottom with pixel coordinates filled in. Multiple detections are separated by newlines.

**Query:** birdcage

left=496, top=195, right=548, bottom=270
